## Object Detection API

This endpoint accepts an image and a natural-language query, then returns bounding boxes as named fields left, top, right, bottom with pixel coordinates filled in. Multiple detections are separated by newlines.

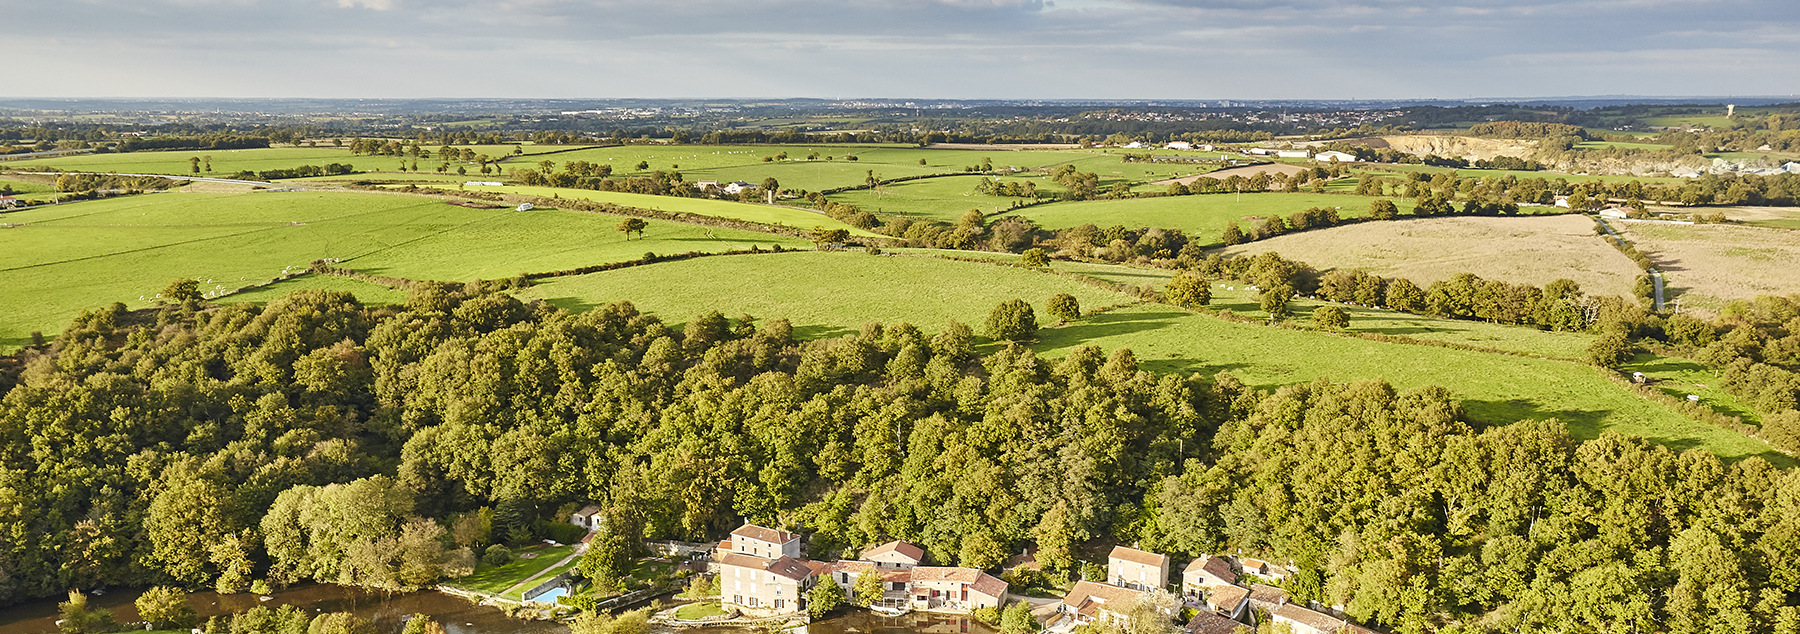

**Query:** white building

left=1314, top=151, right=1357, bottom=163
left=723, top=181, right=757, bottom=195
left=1165, top=142, right=1193, bottom=150
left=1275, top=150, right=1309, bottom=159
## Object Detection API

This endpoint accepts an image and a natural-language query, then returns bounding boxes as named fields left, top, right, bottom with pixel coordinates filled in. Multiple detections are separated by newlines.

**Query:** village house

left=725, top=523, right=803, bottom=559
left=568, top=505, right=604, bottom=532
left=718, top=549, right=816, bottom=615
left=1238, top=558, right=1288, bottom=581
left=1247, top=584, right=1290, bottom=613
left=1057, top=580, right=1146, bottom=627
left=1181, top=555, right=1237, bottom=598
left=1109, top=545, right=1170, bottom=592
left=822, top=560, right=912, bottom=605
left=694, top=180, right=720, bottom=190
left=723, top=180, right=756, bottom=195
left=864, top=540, right=926, bottom=569
left=909, top=567, right=1009, bottom=612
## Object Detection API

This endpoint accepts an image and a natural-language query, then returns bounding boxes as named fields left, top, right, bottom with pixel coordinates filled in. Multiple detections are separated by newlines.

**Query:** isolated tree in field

left=853, top=569, right=885, bottom=607
left=1385, top=278, right=1426, bottom=313
left=189, top=157, right=201, bottom=174
left=1313, top=306, right=1349, bottom=330
left=1020, top=247, right=1049, bottom=268
left=1164, top=272, right=1212, bottom=308
left=635, top=161, right=649, bottom=170
left=1221, top=221, right=1244, bottom=246
left=918, top=158, right=927, bottom=165
left=985, top=299, right=1038, bottom=342
left=202, top=156, right=213, bottom=172
left=1261, top=283, right=1293, bottom=319
left=135, top=587, right=196, bottom=630
left=1368, top=198, right=1398, bottom=220
left=1047, top=293, right=1080, bottom=322
left=760, top=177, right=779, bottom=194
left=808, top=577, right=845, bottom=618
left=617, top=218, right=647, bottom=240
left=162, top=278, right=201, bottom=304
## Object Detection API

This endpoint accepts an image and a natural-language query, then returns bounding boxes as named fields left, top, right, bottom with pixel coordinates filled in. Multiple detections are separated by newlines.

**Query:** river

left=0, top=586, right=993, bottom=634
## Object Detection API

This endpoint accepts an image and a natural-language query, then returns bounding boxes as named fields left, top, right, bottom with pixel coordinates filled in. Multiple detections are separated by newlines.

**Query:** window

left=734, top=595, right=743, bottom=605
left=775, top=600, right=784, bottom=610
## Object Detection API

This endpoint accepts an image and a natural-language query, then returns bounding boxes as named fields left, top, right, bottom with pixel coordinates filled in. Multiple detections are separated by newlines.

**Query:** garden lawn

left=449, top=544, right=574, bottom=595
left=515, top=250, right=1136, bottom=339
left=1006, top=193, right=1414, bottom=243
left=1033, top=304, right=1790, bottom=466
left=676, top=603, right=728, bottom=620
left=461, top=185, right=881, bottom=237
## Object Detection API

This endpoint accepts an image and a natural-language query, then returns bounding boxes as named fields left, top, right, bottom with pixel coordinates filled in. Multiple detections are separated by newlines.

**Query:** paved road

left=12, top=171, right=279, bottom=187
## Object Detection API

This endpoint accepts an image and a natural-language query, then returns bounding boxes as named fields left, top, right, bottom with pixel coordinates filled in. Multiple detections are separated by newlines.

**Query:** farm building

left=0, top=196, right=17, bottom=208
left=1599, top=207, right=1629, bottom=219
left=1314, top=151, right=1357, bottom=163
left=1165, top=141, right=1193, bottom=150
left=723, top=181, right=757, bottom=194
left=1276, top=150, right=1309, bottom=159
left=465, top=181, right=503, bottom=186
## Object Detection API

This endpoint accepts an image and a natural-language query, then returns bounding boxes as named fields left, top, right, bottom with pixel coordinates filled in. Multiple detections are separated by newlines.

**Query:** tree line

left=2, top=284, right=1796, bottom=633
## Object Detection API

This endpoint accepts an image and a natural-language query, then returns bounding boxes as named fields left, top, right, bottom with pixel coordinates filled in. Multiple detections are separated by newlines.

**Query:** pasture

left=7, top=147, right=362, bottom=177
left=1005, top=192, right=1414, bottom=242
left=0, top=190, right=805, bottom=350
left=825, top=175, right=1063, bottom=222
left=1033, top=304, right=1788, bottom=465
left=1617, top=221, right=1800, bottom=316
left=218, top=274, right=408, bottom=305
left=515, top=250, right=1138, bottom=338
left=1223, top=214, right=1641, bottom=297
left=460, top=184, right=881, bottom=237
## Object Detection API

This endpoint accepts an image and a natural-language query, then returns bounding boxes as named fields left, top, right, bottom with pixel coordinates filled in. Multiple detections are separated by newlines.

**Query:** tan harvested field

left=1619, top=222, right=1800, bottom=315
left=926, top=142, right=1081, bottom=151
left=1151, top=163, right=1307, bottom=186
left=1223, top=215, right=1641, bottom=297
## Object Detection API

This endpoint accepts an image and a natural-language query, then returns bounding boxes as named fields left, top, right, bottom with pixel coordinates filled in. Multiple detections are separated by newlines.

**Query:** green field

left=515, top=251, right=1138, bottom=338
left=513, top=250, right=1781, bottom=464
left=1640, top=114, right=1734, bottom=129
left=0, top=190, right=805, bottom=350
left=1003, top=193, right=1415, bottom=242
left=825, top=174, right=1064, bottom=222
left=8, top=147, right=364, bottom=176
left=462, top=184, right=882, bottom=237
left=1576, top=141, right=1672, bottom=151
left=1033, top=304, right=1789, bottom=466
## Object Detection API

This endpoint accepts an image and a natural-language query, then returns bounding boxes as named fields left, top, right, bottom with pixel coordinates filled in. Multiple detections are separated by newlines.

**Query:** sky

left=5, top=0, right=1798, bottom=100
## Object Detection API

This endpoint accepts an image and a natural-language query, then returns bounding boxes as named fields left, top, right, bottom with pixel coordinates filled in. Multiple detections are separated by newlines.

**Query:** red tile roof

left=719, top=552, right=772, bottom=569
left=1109, top=546, right=1170, bottom=568
left=1205, top=585, right=1249, bottom=614
left=732, top=524, right=799, bottom=544
left=863, top=540, right=927, bottom=563
left=767, top=556, right=816, bottom=582
left=967, top=572, right=1009, bottom=599
left=1248, top=584, right=1288, bottom=607
left=1183, top=556, right=1238, bottom=586
left=1185, top=611, right=1247, bottom=634
left=1060, top=580, right=1144, bottom=612
left=911, top=566, right=982, bottom=583
left=1272, top=605, right=1345, bottom=633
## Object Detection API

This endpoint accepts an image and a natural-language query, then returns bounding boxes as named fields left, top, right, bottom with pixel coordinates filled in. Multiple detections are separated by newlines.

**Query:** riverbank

left=0, top=583, right=568, bottom=634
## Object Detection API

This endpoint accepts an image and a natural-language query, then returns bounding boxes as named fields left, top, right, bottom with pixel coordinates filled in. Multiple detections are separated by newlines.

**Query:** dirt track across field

left=1151, top=163, right=1308, bottom=186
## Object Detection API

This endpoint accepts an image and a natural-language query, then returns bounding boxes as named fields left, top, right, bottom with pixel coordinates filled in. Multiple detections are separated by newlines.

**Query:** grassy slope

left=1035, top=305, right=1788, bottom=465
left=1006, top=193, right=1416, bottom=240
left=826, top=174, right=1063, bottom=222
left=462, top=185, right=882, bottom=237
left=0, top=190, right=805, bottom=350
left=219, top=274, right=409, bottom=305
left=447, top=544, right=574, bottom=595
left=515, top=251, right=1138, bottom=338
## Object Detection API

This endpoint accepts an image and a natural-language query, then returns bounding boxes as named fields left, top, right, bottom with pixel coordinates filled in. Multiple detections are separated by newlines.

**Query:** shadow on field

left=794, top=325, right=854, bottom=340
left=1140, top=359, right=1254, bottom=376
left=542, top=296, right=604, bottom=314
left=1039, top=309, right=1181, bottom=347
left=1462, top=398, right=1604, bottom=436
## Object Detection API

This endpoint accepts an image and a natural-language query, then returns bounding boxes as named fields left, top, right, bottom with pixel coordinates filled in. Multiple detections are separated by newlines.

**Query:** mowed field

left=515, top=251, right=1138, bottom=338
left=1005, top=193, right=1416, bottom=242
left=1033, top=304, right=1787, bottom=465
left=0, top=190, right=804, bottom=349
left=1619, top=222, right=1800, bottom=315
left=1224, top=215, right=1642, bottom=297
left=8, top=147, right=365, bottom=176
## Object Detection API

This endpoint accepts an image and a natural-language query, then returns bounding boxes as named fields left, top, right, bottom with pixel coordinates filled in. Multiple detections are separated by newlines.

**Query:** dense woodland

left=0, top=284, right=1797, bottom=634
